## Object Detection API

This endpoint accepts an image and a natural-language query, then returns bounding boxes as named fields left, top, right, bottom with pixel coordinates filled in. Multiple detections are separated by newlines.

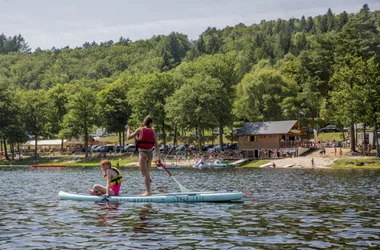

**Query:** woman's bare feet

left=140, top=192, right=151, bottom=196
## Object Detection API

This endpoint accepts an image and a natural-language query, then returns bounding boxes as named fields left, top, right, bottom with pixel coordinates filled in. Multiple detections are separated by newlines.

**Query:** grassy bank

left=332, top=158, right=380, bottom=169
left=242, top=160, right=271, bottom=168
left=316, top=132, right=346, bottom=142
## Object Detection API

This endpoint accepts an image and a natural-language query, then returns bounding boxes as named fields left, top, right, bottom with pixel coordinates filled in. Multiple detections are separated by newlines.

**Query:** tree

left=300, top=15, right=307, bottom=31
left=234, top=67, right=299, bottom=122
left=333, top=10, right=380, bottom=152
left=315, top=15, right=328, bottom=33
left=127, top=72, right=174, bottom=151
left=362, top=57, right=380, bottom=156
left=335, top=11, right=379, bottom=66
left=330, top=58, right=367, bottom=153
left=195, top=54, right=241, bottom=147
left=166, top=74, right=225, bottom=150
left=359, top=4, right=370, bottom=22
left=60, top=81, right=98, bottom=157
left=331, top=57, right=380, bottom=156
left=46, top=84, right=69, bottom=151
left=306, top=16, right=315, bottom=33
left=326, top=8, right=335, bottom=31
left=0, top=78, right=22, bottom=160
left=290, top=32, right=308, bottom=56
left=0, top=33, right=31, bottom=54
left=335, top=11, right=349, bottom=31
left=173, top=53, right=241, bottom=148
left=97, top=80, right=131, bottom=150
left=20, top=90, right=49, bottom=158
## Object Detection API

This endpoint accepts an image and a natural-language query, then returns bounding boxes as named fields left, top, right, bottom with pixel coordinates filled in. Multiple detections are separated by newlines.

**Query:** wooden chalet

left=237, top=120, right=307, bottom=159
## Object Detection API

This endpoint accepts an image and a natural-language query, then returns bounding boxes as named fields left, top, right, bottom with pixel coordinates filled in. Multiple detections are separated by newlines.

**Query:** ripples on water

left=0, top=167, right=379, bottom=249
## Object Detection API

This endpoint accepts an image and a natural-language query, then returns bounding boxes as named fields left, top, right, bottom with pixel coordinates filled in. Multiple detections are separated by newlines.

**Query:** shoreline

left=3, top=157, right=380, bottom=169
left=2, top=147, right=380, bottom=169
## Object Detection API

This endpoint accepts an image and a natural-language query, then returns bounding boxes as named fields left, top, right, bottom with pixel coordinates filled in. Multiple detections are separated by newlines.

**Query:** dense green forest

left=1, top=4, right=380, bottom=158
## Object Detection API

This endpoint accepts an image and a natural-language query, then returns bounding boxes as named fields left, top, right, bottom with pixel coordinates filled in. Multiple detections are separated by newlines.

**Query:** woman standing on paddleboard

left=126, top=115, right=161, bottom=196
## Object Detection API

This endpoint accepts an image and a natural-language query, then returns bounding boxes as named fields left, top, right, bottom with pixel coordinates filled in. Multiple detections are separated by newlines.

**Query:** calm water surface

left=0, top=167, right=379, bottom=249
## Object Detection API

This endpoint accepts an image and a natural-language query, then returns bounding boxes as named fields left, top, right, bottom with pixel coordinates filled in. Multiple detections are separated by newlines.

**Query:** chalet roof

left=238, top=120, right=298, bottom=135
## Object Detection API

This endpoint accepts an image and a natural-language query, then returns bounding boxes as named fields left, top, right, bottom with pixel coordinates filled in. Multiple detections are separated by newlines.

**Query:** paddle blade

left=171, top=176, right=191, bottom=193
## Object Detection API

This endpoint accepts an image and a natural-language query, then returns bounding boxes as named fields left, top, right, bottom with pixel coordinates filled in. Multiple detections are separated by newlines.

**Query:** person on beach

left=89, top=160, right=123, bottom=197
left=311, top=158, right=315, bottom=168
left=126, top=115, right=161, bottom=196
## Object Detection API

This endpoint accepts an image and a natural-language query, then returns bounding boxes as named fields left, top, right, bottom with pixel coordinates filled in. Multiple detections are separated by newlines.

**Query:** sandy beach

left=266, top=147, right=354, bottom=168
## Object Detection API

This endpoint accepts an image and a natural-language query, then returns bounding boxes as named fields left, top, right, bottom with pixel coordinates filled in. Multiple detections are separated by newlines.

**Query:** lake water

left=0, top=166, right=379, bottom=249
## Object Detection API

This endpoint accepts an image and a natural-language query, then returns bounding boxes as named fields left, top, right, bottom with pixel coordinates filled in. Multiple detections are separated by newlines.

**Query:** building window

left=249, top=136, right=256, bottom=142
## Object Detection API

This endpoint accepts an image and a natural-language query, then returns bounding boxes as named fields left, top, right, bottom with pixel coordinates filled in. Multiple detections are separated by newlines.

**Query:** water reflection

left=93, top=201, right=159, bottom=234
left=133, top=204, right=159, bottom=233
left=95, top=201, right=120, bottom=226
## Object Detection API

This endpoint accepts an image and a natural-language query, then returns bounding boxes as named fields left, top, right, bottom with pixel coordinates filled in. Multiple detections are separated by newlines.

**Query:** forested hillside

left=0, top=4, right=379, bottom=158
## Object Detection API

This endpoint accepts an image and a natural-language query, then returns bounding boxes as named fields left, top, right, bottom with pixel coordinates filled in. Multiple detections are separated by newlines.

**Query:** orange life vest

left=136, top=127, right=155, bottom=149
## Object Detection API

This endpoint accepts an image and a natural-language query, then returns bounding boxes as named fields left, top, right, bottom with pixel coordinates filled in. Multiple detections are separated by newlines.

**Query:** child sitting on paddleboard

left=89, top=160, right=123, bottom=197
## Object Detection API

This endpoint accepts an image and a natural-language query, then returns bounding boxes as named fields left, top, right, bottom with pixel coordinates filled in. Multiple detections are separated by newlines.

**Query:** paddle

left=156, top=160, right=191, bottom=193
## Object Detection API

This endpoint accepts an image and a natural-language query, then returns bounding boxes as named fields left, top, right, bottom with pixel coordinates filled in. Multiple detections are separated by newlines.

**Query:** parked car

left=202, top=144, right=214, bottom=151
left=343, top=127, right=349, bottom=132
left=98, top=145, right=114, bottom=152
left=91, top=145, right=100, bottom=151
left=159, top=144, right=173, bottom=152
left=114, top=145, right=125, bottom=152
left=227, top=143, right=239, bottom=150
left=208, top=145, right=221, bottom=152
left=319, top=125, right=339, bottom=133
left=93, top=145, right=105, bottom=152
left=124, top=144, right=136, bottom=152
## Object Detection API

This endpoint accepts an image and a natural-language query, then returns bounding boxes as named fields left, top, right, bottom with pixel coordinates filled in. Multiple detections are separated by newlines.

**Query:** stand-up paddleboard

left=58, top=190, right=245, bottom=203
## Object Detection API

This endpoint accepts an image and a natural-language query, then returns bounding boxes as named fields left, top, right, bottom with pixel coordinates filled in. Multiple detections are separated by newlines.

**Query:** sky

left=1, top=0, right=379, bottom=50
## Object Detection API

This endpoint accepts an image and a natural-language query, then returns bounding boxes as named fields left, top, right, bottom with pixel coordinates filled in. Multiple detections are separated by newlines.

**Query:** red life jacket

left=137, top=127, right=155, bottom=149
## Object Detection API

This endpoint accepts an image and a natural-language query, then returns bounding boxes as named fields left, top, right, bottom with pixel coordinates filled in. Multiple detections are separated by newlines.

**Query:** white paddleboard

left=58, top=190, right=245, bottom=203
